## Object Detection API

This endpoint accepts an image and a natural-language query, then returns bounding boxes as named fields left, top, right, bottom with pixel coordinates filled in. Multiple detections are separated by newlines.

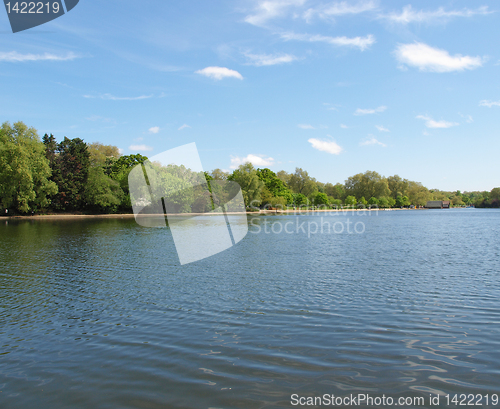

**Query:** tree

left=109, top=154, right=149, bottom=209
left=345, top=171, right=390, bottom=200
left=276, top=170, right=291, bottom=185
left=310, top=191, right=329, bottom=206
left=395, top=195, right=410, bottom=207
left=490, top=187, right=500, bottom=201
left=288, top=167, right=318, bottom=196
left=378, top=197, right=389, bottom=208
left=406, top=181, right=431, bottom=206
left=0, top=122, right=57, bottom=213
left=329, top=198, right=342, bottom=207
left=85, top=167, right=124, bottom=213
left=325, top=182, right=345, bottom=200
left=87, top=142, right=121, bottom=173
left=387, top=175, right=409, bottom=199
left=256, top=168, right=293, bottom=204
left=344, top=195, right=357, bottom=206
left=293, top=193, right=308, bottom=206
left=49, top=137, right=90, bottom=210
left=228, top=163, right=264, bottom=207
left=209, top=168, right=230, bottom=180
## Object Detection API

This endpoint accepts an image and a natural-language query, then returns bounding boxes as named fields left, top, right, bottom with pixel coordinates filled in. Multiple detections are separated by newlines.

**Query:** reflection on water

left=1, top=210, right=500, bottom=408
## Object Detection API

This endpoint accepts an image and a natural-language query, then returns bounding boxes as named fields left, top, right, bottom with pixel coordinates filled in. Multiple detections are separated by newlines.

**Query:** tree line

left=0, top=121, right=498, bottom=214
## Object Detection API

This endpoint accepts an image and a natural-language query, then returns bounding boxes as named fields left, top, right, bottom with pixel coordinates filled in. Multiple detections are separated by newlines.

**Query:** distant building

left=426, top=200, right=451, bottom=209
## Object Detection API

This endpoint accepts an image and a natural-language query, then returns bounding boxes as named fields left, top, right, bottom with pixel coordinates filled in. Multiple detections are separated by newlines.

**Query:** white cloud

left=149, top=126, right=160, bottom=134
left=298, top=124, right=327, bottom=130
left=129, top=144, right=153, bottom=151
left=416, top=115, right=459, bottom=129
left=354, top=106, right=387, bottom=115
left=360, top=136, right=387, bottom=147
left=178, top=124, right=191, bottom=130
left=308, top=138, right=343, bottom=155
left=281, top=32, right=375, bottom=51
left=382, top=5, right=492, bottom=24
left=118, top=148, right=124, bottom=154
left=243, top=51, right=297, bottom=66
left=323, top=103, right=339, bottom=111
left=84, top=93, right=153, bottom=101
left=304, top=1, right=377, bottom=22
left=394, top=42, right=484, bottom=73
left=230, top=154, right=274, bottom=169
left=340, top=124, right=348, bottom=129
left=460, top=114, right=474, bottom=123
left=298, top=124, right=316, bottom=129
left=375, top=125, right=389, bottom=132
left=0, top=51, right=79, bottom=62
left=244, top=0, right=306, bottom=26
left=479, top=100, right=500, bottom=108
left=195, top=66, right=243, bottom=80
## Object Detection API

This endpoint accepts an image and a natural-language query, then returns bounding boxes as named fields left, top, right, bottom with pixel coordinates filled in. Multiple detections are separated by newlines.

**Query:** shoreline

left=2, top=207, right=417, bottom=221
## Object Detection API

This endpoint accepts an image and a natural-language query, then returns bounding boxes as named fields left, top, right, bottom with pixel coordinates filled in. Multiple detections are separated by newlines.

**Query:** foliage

left=345, top=171, right=390, bottom=201
left=85, top=167, right=124, bottom=213
left=325, top=182, right=345, bottom=200
left=344, top=195, right=357, bottom=206
left=0, top=122, right=57, bottom=213
left=288, top=167, right=318, bottom=197
left=292, top=193, right=309, bottom=206
left=256, top=167, right=293, bottom=204
left=88, top=142, right=121, bottom=167
left=3, top=122, right=499, bottom=214
left=310, top=191, right=329, bottom=206
left=109, top=154, right=148, bottom=209
left=395, top=195, right=410, bottom=207
left=48, top=136, right=90, bottom=210
left=228, top=163, right=264, bottom=207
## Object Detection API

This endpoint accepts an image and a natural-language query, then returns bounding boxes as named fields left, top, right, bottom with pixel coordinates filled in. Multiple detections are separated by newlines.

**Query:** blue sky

left=1, top=0, right=499, bottom=191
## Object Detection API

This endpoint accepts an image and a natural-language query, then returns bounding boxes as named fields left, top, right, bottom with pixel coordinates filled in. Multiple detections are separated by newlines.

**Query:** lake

left=1, top=209, right=500, bottom=408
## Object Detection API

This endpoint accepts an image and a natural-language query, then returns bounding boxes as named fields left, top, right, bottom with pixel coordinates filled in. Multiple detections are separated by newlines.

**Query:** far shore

left=1, top=207, right=419, bottom=221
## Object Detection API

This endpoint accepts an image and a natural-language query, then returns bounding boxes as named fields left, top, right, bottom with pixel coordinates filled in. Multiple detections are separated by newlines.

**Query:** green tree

left=345, top=171, right=390, bottom=200
left=0, top=122, right=57, bottom=213
left=47, top=137, right=90, bottom=210
left=310, top=191, right=329, bottom=206
left=110, top=154, right=149, bottom=209
left=387, top=175, right=409, bottom=199
left=293, top=193, right=309, bottom=207
left=344, top=195, right=357, bottom=206
left=325, top=182, right=345, bottom=200
left=276, top=170, right=291, bottom=185
left=209, top=168, right=230, bottom=180
left=88, top=142, right=121, bottom=175
left=256, top=168, right=293, bottom=204
left=378, top=197, right=389, bottom=208
left=228, top=163, right=264, bottom=207
left=395, top=195, right=410, bottom=207
left=288, top=167, right=318, bottom=196
left=85, top=167, right=124, bottom=213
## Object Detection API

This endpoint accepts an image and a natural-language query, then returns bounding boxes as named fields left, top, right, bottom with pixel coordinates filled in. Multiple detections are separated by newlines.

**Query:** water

left=1, top=209, right=499, bottom=408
